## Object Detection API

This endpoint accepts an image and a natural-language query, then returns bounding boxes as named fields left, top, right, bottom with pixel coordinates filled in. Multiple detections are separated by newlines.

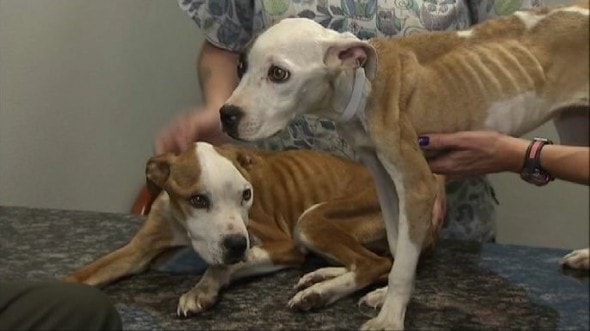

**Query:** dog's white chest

left=484, top=91, right=547, bottom=136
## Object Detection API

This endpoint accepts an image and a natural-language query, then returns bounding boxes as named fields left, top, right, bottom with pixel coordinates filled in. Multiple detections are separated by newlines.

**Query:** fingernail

left=418, top=136, right=430, bottom=146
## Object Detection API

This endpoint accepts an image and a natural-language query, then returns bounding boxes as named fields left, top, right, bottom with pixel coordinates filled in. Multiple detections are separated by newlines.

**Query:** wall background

left=1, top=0, right=202, bottom=213
left=1, top=0, right=587, bottom=249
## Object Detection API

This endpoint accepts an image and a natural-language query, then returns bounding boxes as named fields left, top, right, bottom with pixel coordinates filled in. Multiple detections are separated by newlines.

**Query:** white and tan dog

left=218, top=3, right=589, bottom=330
left=65, top=143, right=439, bottom=317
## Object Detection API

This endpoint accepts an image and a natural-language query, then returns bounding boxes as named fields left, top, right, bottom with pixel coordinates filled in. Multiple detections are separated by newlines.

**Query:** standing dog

left=65, top=143, right=439, bottom=317
left=218, top=3, right=589, bottom=330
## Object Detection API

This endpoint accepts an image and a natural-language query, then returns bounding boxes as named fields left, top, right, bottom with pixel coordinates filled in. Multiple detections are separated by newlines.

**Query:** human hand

left=154, top=105, right=231, bottom=155
left=418, top=131, right=529, bottom=179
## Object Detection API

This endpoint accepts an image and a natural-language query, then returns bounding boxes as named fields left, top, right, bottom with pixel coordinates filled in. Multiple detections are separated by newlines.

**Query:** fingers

left=154, top=105, right=233, bottom=155
left=154, top=129, right=181, bottom=155
left=153, top=137, right=167, bottom=156
left=426, top=153, right=455, bottom=175
left=154, top=114, right=197, bottom=155
left=426, top=150, right=474, bottom=179
left=419, top=133, right=460, bottom=173
left=172, top=121, right=192, bottom=152
left=154, top=130, right=176, bottom=155
left=418, top=132, right=469, bottom=151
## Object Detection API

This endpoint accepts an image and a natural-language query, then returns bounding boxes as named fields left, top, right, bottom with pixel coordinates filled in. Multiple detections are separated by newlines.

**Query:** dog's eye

left=188, top=194, right=210, bottom=209
left=268, top=65, right=290, bottom=83
left=237, top=53, right=247, bottom=79
left=242, top=189, right=252, bottom=202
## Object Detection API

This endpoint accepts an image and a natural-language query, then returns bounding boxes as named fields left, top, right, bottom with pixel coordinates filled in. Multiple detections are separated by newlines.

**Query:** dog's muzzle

left=222, top=234, right=248, bottom=264
left=220, top=104, right=244, bottom=139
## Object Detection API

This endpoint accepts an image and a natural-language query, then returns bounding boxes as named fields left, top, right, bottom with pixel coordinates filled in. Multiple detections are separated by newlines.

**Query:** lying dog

left=218, top=3, right=589, bottom=329
left=64, top=142, right=439, bottom=317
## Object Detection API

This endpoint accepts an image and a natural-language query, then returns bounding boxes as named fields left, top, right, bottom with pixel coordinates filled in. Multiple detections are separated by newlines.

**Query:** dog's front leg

left=357, top=151, right=408, bottom=331
left=177, top=265, right=230, bottom=317
left=64, top=193, right=188, bottom=286
left=362, top=140, right=437, bottom=331
left=177, top=245, right=301, bottom=316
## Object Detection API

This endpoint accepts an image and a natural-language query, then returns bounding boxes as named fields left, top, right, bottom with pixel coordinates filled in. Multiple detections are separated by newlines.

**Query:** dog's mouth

left=222, top=254, right=246, bottom=265
left=221, top=122, right=248, bottom=141
left=224, top=126, right=283, bottom=142
left=223, top=129, right=248, bottom=142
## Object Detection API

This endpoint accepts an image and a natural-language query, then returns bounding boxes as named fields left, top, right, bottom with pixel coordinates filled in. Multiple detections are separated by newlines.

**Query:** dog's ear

left=216, top=144, right=255, bottom=176
left=227, top=147, right=255, bottom=172
left=235, top=151, right=253, bottom=170
left=145, top=154, right=175, bottom=194
left=324, top=35, right=377, bottom=80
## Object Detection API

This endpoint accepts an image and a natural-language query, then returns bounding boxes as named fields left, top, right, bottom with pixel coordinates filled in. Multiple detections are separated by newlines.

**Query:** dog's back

left=217, top=146, right=379, bottom=230
left=369, top=2, right=589, bottom=136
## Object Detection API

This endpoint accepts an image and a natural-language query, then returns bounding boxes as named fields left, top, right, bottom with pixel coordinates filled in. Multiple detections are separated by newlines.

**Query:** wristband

left=520, top=137, right=554, bottom=186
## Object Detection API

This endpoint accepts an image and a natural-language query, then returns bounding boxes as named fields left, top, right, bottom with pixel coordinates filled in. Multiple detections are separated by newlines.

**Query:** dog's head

left=146, top=142, right=254, bottom=265
left=220, top=17, right=377, bottom=141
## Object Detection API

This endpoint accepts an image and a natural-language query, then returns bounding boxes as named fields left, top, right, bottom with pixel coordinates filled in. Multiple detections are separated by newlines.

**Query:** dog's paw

left=288, top=287, right=330, bottom=311
left=177, top=288, right=218, bottom=317
left=61, top=272, right=93, bottom=284
left=360, top=315, right=404, bottom=331
left=359, top=286, right=387, bottom=309
left=294, top=267, right=347, bottom=290
left=560, top=248, right=590, bottom=270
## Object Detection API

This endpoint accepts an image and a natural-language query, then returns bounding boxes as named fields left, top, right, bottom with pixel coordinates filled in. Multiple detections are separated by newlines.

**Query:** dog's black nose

left=223, top=234, right=248, bottom=264
left=219, top=104, right=243, bottom=136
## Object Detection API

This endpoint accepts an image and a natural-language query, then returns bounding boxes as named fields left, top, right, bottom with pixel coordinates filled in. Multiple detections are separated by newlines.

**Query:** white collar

left=338, top=68, right=367, bottom=122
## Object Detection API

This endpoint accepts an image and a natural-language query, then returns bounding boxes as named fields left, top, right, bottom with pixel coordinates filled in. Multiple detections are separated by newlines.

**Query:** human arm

left=154, top=41, right=240, bottom=154
left=196, top=41, right=241, bottom=115
left=155, top=0, right=254, bottom=154
left=419, top=131, right=589, bottom=185
left=537, top=144, right=589, bottom=185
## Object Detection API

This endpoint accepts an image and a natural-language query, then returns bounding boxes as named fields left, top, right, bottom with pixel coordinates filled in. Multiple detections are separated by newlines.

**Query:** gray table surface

left=1, top=206, right=588, bottom=330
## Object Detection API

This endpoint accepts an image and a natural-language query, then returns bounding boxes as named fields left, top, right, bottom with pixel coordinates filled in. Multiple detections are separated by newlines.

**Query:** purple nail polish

left=418, top=136, right=429, bottom=146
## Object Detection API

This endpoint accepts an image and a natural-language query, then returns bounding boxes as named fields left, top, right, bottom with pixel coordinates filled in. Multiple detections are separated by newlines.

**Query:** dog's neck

left=331, top=68, right=370, bottom=124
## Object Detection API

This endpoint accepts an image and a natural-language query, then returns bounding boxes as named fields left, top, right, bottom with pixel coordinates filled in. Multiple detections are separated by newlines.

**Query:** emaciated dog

left=218, top=3, right=589, bottom=329
left=65, top=143, right=440, bottom=317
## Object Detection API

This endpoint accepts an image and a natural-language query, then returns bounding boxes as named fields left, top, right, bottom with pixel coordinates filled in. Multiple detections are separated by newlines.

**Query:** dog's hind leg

left=288, top=193, right=392, bottom=311
left=359, top=172, right=442, bottom=311
left=294, top=267, right=349, bottom=290
left=63, top=193, right=188, bottom=286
